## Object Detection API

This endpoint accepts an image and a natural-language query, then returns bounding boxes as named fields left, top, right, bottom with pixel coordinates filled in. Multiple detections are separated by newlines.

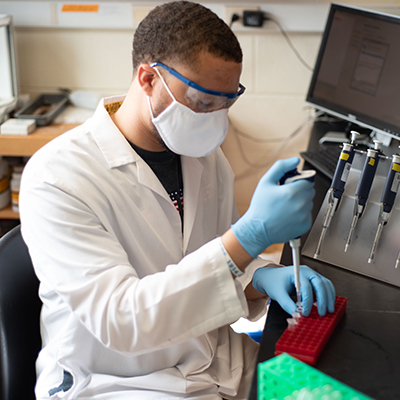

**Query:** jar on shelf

left=11, top=165, right=24, bottom=213
left=0, top=156, right=10, bottom=210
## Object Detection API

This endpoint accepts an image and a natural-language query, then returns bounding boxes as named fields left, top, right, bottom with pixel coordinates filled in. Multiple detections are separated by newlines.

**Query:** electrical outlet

left=225, top=6, right=259, bottom=28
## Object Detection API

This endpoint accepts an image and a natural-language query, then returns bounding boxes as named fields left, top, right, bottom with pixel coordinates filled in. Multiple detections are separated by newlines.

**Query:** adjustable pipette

left=280, top=169, right=316, bottom=313
left=368, top=151, right=400, bottom=263
left=345, top=139, right=383, bottom=252
left=314, top=131, right=360, bottom=258
left=289, top=237, right=302, bottom=312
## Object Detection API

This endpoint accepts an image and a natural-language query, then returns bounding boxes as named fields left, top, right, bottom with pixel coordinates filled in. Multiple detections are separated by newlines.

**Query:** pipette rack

left=302, top=150, right=400, bottom=287
left=258, top=353, right=372, bottom=400
left=275, top=296, right=347, bottom=365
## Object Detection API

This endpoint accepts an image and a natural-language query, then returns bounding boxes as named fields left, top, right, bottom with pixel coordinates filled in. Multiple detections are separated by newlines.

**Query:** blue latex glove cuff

left=231, top=220, right=271, bottom=259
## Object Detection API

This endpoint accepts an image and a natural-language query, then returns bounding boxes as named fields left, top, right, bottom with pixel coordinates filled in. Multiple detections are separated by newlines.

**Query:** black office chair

left=0, top=225, right=42, bottom=400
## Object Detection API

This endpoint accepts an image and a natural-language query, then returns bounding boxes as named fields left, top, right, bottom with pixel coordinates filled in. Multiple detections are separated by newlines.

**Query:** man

left=20, top=2, right=335, bottom=399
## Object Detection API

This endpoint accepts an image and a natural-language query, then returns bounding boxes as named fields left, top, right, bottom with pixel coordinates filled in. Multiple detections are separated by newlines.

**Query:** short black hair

left=132, top=1, right=242, bottom=74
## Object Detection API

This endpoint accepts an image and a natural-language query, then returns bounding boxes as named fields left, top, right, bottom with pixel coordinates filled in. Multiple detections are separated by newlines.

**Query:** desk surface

left=248, top=121, right=400, bottom=400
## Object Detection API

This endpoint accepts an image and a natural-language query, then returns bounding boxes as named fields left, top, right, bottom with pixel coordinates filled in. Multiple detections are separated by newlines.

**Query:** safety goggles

left=150, top=62, right=245, bottom=112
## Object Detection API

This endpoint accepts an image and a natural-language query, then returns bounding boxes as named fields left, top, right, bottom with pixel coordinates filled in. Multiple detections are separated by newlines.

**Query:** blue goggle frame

left=150, top=62, right=245, bottom=100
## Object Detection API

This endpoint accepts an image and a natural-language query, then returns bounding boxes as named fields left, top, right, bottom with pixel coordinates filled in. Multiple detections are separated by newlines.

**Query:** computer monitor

left=306, top=3, right=400, bottom=144
left=0, top=14, right=18, bottom=121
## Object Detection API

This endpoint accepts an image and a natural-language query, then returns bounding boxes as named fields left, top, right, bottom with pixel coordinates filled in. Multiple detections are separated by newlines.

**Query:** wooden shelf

left=0, top=123, right=78, bottom=221
left=0, top=123, right=77, bottom=156
left=0, top=205, right=19, bottom=220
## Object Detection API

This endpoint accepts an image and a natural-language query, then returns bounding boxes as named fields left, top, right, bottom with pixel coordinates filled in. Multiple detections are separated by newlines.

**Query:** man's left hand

left=252, top=265, right=336, bottom=317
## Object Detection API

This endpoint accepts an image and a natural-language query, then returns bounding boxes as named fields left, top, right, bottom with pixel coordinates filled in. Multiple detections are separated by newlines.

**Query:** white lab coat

left=20, top=96, right=270, bottom=400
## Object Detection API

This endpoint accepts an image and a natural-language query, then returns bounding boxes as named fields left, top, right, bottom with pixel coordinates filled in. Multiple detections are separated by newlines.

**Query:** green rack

left=258, top=353, right=372, bottom=400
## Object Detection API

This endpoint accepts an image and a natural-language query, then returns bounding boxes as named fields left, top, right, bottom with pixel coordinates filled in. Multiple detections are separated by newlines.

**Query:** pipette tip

left=368, top=258, right=373, bottom=264
left=345, top=214, right=359, bottom=252
left=344, top=230, right=353, bottom=252
left=295, top=291, right=303, bottom=314
left=314, top=233, right=324, bottom=259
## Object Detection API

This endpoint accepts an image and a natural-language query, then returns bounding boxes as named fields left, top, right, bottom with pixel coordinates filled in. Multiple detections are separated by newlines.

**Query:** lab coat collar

left=86, top=95, right=140, bottom=169
left=87, top=95, right=205, bottom=253
left=182, top=155, right=203, bottom=253
left=86, top=97, right=176, bottom=206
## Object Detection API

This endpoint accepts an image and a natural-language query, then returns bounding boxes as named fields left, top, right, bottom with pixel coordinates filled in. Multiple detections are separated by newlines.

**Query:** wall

left=3, top=0, right=399, bottom=219
left=224, top=30, right=320, bottom=215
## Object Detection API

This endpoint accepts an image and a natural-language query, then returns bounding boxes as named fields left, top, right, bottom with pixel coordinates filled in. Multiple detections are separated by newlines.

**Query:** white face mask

left=148, top=71, right=229, bottom=158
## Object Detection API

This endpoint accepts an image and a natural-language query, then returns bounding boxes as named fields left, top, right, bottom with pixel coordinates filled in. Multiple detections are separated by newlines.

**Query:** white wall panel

left=1, top=1, right=399, bottom=31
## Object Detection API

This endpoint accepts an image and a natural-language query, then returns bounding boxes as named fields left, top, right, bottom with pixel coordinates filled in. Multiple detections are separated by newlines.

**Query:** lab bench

left=248, top=120, right=400, bottom=400
left=0, top=123, right=77, bottom=219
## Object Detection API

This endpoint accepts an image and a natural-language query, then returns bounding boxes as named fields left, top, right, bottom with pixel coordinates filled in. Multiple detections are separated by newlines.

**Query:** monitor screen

left=306, top=3, right=400, bottom=142
left=0, top=14, right=18, bottom=109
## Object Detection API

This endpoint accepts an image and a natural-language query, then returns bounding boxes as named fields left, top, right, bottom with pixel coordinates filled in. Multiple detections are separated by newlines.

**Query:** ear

left=137, top=64, right=158, bottom=96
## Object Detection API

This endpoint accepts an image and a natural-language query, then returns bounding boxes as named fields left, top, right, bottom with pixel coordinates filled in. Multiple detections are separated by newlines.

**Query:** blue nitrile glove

left=252, top=265, right=336, bottom=316
left=231, top=157, right=315, bottom=258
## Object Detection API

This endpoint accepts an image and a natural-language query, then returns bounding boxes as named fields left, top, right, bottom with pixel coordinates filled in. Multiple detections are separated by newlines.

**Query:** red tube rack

left=275, top=296, right=347, bottom=365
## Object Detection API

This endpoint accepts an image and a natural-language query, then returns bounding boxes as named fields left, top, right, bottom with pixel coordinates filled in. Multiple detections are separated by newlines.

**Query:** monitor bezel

left=306, top=3, right=400, bottom=142
left=0, top=14, right=18, bottom=108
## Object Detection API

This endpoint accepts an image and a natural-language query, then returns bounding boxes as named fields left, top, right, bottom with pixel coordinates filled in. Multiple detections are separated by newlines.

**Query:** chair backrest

left=0, top=225, right=42, bottom=400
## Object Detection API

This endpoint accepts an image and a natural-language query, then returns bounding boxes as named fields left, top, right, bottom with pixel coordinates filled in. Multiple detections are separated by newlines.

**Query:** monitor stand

left=371, top=130, right=392, bottom=147
left=319, top=129, right=394, bottom=150
left=318, top=131, right=348, bottom=145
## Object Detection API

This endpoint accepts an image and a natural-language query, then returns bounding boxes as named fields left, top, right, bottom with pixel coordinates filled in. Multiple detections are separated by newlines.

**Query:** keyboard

left=300, top=146, right=342, bottom=180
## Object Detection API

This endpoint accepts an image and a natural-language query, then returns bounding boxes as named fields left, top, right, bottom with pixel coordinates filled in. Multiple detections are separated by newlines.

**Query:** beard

left=149, top=125, right=168, bottom=150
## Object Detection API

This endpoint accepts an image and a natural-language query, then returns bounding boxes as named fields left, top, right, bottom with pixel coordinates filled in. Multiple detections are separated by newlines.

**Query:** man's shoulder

left=23, top=123, right=103, bottom=186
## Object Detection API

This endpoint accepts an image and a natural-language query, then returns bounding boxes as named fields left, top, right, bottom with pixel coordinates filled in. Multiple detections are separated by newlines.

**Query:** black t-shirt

left=129, top=142, right=184, bottom=224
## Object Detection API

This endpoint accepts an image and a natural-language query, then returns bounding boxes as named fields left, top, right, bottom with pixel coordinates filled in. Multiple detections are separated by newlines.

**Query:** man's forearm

left=221, top=228, right=253, bottom=272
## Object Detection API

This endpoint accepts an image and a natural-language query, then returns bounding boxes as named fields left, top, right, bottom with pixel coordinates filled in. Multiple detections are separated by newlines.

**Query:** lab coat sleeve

left=236, top=258, right=272, bottom=321
left=20, top=169, right=249, bottom=356
left=228, top=190, right=272, bottom=321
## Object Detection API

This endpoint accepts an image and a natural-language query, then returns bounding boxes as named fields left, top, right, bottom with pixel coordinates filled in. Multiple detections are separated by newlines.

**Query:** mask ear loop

left=153, top=67, right=177, bottom=102
left=147, top=96, right=156, bottom=119
left=147, top=66, right=178, bottom=119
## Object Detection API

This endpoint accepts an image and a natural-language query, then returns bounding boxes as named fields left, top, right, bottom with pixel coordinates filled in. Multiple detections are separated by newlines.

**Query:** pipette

left=368, top=151, right=400, bottom=263
left=280, top=169, right=316, bottom=313
left=345, top=139, right=383, bottom=252
left=314, top=131, right=360, bottom=258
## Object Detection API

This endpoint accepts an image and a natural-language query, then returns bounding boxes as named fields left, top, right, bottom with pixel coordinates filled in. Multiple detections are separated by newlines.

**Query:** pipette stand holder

left=303, top=150, right=400, bottom=287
